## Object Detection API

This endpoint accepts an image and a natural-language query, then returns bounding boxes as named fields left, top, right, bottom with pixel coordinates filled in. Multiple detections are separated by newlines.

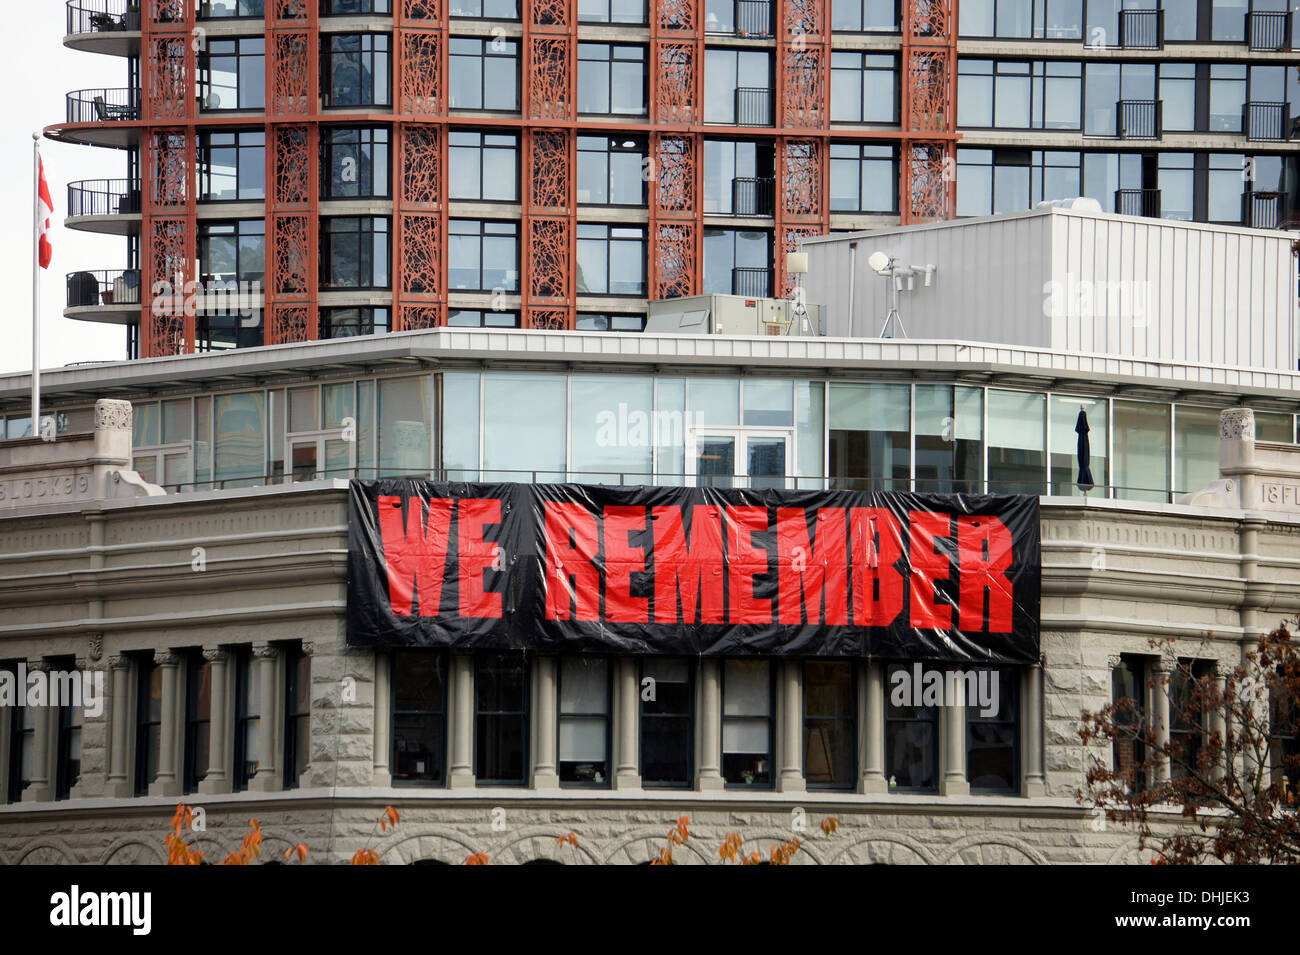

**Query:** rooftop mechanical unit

left=645, top=294, right=825, bottom=337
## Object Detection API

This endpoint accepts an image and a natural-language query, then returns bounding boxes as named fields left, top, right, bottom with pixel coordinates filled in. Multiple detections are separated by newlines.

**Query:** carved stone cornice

left=202, top=647, right=229, bottom=663
left=154, top=650, right=181, bottom=667
left=252, top=644, right=279, bottom=660
left=108, top=654, right=130, bottom=670
left=1220, top=407, right=1255, bottom=440
left=93, top=398, right=132, bottom=433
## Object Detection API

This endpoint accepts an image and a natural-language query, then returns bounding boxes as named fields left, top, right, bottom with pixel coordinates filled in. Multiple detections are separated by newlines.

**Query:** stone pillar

left=777, top=660, right=805, bottom=792
left=940, top=669, right=970, bottom=796
left=371, top=650, right=391, bottom=786
left=1024, top=661, right=1046, bottom=796
left=860, top=662, right=887, bottom=793
left=697, top=659, right=724, bottom=790
left=250, top=644, right=280, bottom=792
left=22, top=660, right=52, bottom=802
left=1211, top=664, right=1229, bottom=783
left=1218, top=407, right=1256, bottom=509
left=149, top=650, right=182, bottom=797
left=449, top=651, right=476, bottom=789
left=614, top=657, right=641, bottom=790
left=199, top=648, right=230, bottom=794
left=1151, top=658, right=1173, bottom=787
left=106, top=655, right=132, bottom=797
left=532, top=655, right=559, bottom=789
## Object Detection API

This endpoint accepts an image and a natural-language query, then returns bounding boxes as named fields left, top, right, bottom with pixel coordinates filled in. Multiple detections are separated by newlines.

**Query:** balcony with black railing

left=731, top=177, right=775, bottom=217
left=735, top=88, right=773, bottom=127
left=1114, top=189, right=1161, bottom=218
left=1243, top=191, right=1282, bottom=229
left=1117, top=100, right=1160, bottom=140
left=1248, top=10, right=1291, bottom=50
left=66, top=179, right=142, bottom=234
left=1118, top=9, right=1162, bottom=49
left=56, top=88, right=142, bottom=149
left=732, top=267, right=771, bottom=297
left=66, top=1, right=141, bottom=54
left=705, top=0, right=773, bottom=36
left=65, top=269, right=142, bottom=322
left=1244, top=102, right=1289, bottom=142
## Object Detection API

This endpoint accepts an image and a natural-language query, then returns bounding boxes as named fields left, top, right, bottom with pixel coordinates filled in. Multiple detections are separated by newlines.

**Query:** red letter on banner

left=909, top=511, right=954, bottom=629
left=544, top=502, right=602, bottom=621
left=777, top=508, right=848, bottom=624
left=957, top=516, right=1015, bottom=632
left=604, top=506, right=649, bottom=623
left=652, top=505, right=725, bottom=623
left=849, top=507, right=903, bottom=626
left=458, top=498, right=503, bottom=619
left=378, top=495, right=452, bottom=616
left=726, top=506, right=772, bottom=624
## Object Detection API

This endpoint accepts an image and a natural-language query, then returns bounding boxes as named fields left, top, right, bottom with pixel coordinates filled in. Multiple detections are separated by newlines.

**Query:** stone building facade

left=1, top=334, right=1298, bottom=864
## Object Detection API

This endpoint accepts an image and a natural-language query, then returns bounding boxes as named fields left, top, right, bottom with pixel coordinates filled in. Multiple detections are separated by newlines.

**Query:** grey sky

left=0, top=4, right=128, bottom=374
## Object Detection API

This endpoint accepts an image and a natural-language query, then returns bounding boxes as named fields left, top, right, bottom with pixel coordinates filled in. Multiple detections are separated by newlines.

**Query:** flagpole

left=31, top=132, right=41, bottom=439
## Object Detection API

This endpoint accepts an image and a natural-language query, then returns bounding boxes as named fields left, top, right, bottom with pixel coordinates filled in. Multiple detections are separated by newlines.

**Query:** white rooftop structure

left=800, top=205, right=1300, bottom=372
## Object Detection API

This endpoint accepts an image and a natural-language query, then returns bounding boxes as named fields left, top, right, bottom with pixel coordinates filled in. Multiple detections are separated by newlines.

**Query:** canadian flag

left=37, top=157, right=53, bottom=270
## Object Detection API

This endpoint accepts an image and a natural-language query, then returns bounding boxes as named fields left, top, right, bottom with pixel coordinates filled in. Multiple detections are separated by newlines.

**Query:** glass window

left=577, top=136, right=647, bottom=206
left=1163, top=0, right=1197, bottom=40
left=322, top=0, right=393, bottom=11
left=198, top=130, right=265, bottom=201
left=283, top=644, right=310, bottom=789
left=1212, top=0, right=1247, bottom=42
left=829, top=143, right=896, bottom=213
left=1050, top=395, right=1107, bottom=496
left=449, top=219, right=519, bottom=291
left=234, top=646, right=259, bottom=791
left=704, top=49, right=773, bottom=124
left=134, top=656, right=161, bottom=796
left=442, top=372, right=480, bottom=480
left=201, top=0, right=266, bottom=14
left=722, top=660, right=772, bottom=787
left=830, top=52, right=897, bottom=123
left=1170, top=660, right=1212, bottom=781
left=475, top=653, right=528, bottom=784
left=829, top=382, right=909, bottom=491
left=321, top=217, right=391, bottom=289
left=378, top=376, right=432, bottom=475
left=559, top=657, right=610, bottom=786
left=966, top=667, right=1018, bottom=793
left=641, top=658, right=693, bottom=787
left=325, top=34, right=392, bottom=107
left=988, top=389, right=1046, bottom=494
left=5, top=664, right=33, bottom=802
left=833, top=0, right=898, bottom=32
left=576, top=224, right=647, bottom=295
left=447, top=309, right=520, bottom=328
left=201, top=38, right=265, bottom=111
left=703, top=139, right=774, bottom=215
left=392, top=651, right=447, bottom=784
left=570, top=375, right=654, bottom=482
left=322, top=127, right=391, bottom=199
left=804, top=661, right=855, bottom=790
left=199, top=220, right=265, bottom=286
left=1209, top=65, right=1247, bottom=132
left=483, top=372, right=566, bottom=480
left=578, top=0, right=646, bottom=23
left=1160, top=64, right=1196, bottom=133
left=450, top=0, right=519, bottom=16
left=449, top=131, right=519, bottom=201
left=796, top=381, right=824, bottom=488
left=55, top=662, right=82, bottom=801
left=743, top=379, right=794, bottom=426
left=1174, top=404, right=1220, bottom=496
left=915, top=384, right=983, bottom=493
left=577, top=43, right=647, bottom=116
left=1112, top=655, right=1147, bottom=790
left=449, top=38, right=519, bottom=111
left=214, top=391, right=266, bottom=485
left=1207, top=154, right=1246, bottom=223
left=575, top=313, right=645, bottom=331
left=320, top=306, right=392, bottom=339
left=1113, top=399, right=1170, bottom=502
left=688, top=378, right=740, bottom=427
left=702, top=228, right=771, bottom=296
left=183, top=652, right=211, bottom=795
left=885, top=663, right=938, bottom=792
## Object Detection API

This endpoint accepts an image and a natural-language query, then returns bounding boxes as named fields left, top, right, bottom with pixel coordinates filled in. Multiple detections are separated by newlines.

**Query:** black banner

left=347, top=481, right=1041, bottom=663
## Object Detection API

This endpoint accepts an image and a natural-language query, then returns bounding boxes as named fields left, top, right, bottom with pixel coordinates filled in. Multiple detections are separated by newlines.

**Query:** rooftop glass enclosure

left=23, top=368, right=1287, bottom=503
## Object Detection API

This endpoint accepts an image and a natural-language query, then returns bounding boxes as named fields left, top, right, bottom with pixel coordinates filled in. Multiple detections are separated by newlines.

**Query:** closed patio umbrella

left=1075, top=408, right=1095, bottom=491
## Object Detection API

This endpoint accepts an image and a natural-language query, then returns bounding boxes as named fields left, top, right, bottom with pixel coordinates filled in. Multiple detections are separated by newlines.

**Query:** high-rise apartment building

left=52, top=1, right=1299, bottom=358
